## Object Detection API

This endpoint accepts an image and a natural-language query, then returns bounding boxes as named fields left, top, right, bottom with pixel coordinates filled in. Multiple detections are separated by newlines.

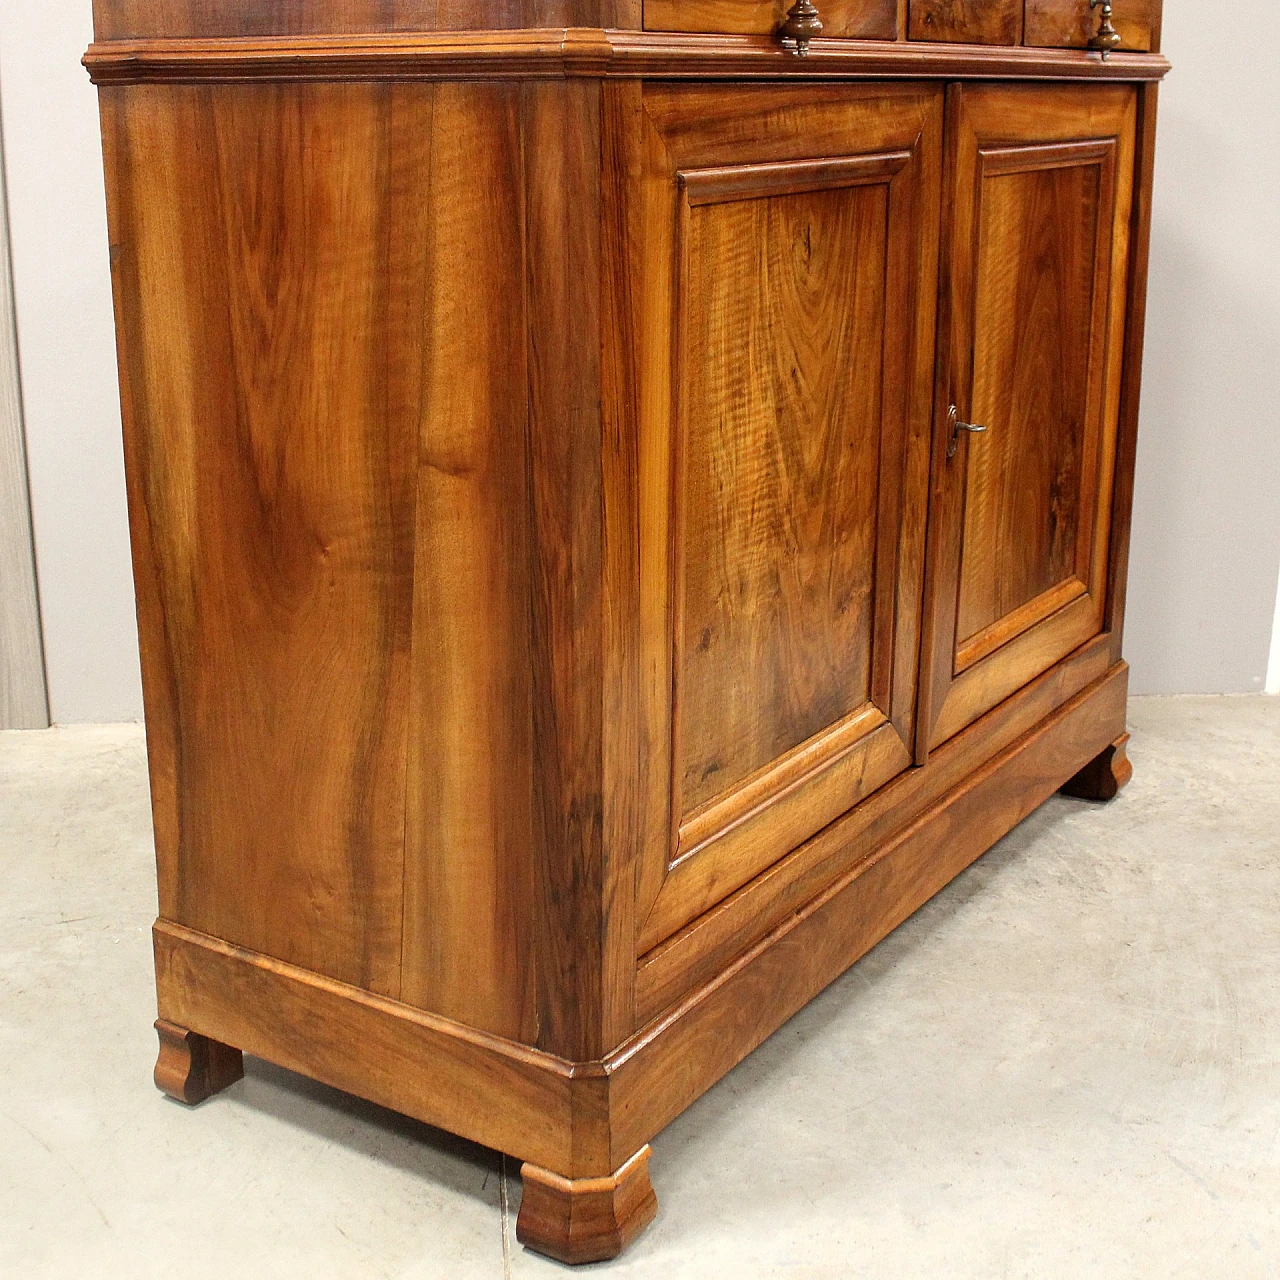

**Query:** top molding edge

left=84, top=29, right=1172, bottom=85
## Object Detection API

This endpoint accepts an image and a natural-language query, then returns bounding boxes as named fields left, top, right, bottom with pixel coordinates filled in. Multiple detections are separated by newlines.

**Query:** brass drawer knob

left=1089, top=0, right=1123, bottom=58
left=947, top=405, right=988, bottom=458
left=778, top=0, right=823, bottom=56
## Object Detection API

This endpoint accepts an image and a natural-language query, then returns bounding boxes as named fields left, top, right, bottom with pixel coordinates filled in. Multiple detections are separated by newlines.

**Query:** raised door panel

left=610, top=83, right=943, bottom=952
left=922, top=84, right=1136, bottom=751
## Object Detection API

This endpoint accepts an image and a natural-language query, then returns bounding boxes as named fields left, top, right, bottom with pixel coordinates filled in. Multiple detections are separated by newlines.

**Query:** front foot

left=516, top=1145, right=657, bottom=1265
left=1061, top=733, right=1133, bottom=802
left=154, top=1018, right=244, bottom=1104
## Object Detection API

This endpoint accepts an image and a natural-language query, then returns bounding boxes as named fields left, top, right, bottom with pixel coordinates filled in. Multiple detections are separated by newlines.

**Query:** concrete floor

left=1, top=696, right=1278, bottom=1278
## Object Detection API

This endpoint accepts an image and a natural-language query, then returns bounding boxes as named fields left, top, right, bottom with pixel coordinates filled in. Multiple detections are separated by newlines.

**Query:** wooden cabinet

left=87, top=0, right=1167, bottom=1267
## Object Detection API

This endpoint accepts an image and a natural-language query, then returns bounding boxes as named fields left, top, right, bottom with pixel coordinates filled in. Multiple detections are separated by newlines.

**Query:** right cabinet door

left=923, top=84, right=1137, bottom=750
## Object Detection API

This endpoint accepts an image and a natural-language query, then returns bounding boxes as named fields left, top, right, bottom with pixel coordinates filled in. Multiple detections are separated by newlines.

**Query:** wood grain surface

left=955, top=141, right=1110, bottom=666
left=611, top=82, right=942, bottom=952
left=678, top=180, right=886, bottom=811
left=643, top=0, right=896, bottom=38
left=103, top=82, right=425, bottom=994
left=152, top=917, right=616, bottom=1176
left=1025, top=0, right=1153, bottom=51
left=399, top=83, right=537, bottom=1039
left=909, top=0, right=1021, bottom=44
left=88, top=6, right=1166, bottom=1257
left=83, top=30, right=1173, bottom=86
left=517, top=1146, right=658, bottom=1264
left=920, top=83, right=1136, bottom=752
left=94, top=0, right=645, bottom=39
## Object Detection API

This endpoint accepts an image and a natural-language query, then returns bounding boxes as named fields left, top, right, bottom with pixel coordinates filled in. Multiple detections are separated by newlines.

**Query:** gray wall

left=0, top=0, right=1276, bottom=721
left=1124, top=0, right=1280, bottom=695
left=0, top=5, right=142, bottom=724
left=0, top=95, right=47, bottom=729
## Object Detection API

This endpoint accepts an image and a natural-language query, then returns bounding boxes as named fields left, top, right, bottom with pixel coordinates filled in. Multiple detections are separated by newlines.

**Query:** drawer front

left=1025, top=0, right=1154, bottom=50
left=909, top=0, right=1022, bottom=44
left=643, top=0, right=895, bottom=37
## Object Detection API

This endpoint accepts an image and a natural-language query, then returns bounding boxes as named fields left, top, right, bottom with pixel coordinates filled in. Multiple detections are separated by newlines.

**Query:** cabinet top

left=87, top=0, right=1168, bottom=84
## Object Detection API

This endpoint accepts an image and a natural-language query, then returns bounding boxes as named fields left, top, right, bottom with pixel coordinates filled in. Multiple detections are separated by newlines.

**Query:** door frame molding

left=0, top=98, right=49, bottom=730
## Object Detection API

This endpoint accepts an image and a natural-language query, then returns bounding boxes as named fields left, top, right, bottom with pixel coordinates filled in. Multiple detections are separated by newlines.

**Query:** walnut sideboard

left=86, top=0, right=1167, bottom=1264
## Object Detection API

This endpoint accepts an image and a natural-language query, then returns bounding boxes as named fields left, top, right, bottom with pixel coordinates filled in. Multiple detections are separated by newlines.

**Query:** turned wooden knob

left=1088, top=0, right=1123, bottom=56
left=778, top=0, right=823, bottom=56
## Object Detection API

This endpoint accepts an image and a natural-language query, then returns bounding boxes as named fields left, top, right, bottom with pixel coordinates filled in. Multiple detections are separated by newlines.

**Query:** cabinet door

left=611, top=84, right=943, bottom=950
left=922, top=84, right=1137, bottom=750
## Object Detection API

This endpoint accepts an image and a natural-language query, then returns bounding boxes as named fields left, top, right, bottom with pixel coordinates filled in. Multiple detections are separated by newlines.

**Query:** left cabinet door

left=610, top=83, right=944, bottom=951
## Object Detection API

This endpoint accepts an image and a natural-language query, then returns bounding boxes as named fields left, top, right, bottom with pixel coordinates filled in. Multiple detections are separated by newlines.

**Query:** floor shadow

left=209, top=1054, right=505, bottom=1204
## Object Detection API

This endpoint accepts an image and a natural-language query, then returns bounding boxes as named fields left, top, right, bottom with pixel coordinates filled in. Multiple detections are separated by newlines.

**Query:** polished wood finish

left=82, top=32, right=1171, bottom=85
left=103, top=82, right=422, bottom=995
left=612, top=82, right=941, bottom=952
left=517, top=1146, right=658, bottom=1264
left=154, top=1018, right=244, bottom=1104
left=92, top=0, right=1166, bottom=1261
left=644, top=0, right=895, bottom=38
left=94, top=0, right=644, bottom=38
left=921, top=83, right=1137, bottom=753
left=910, top=0, right=1022, bottom=45
left=1025, top=0, right=1153, bottom=51
left=1061, top=731, right=1132, bottom=800
left=636, top=632, right=1116, bottom=1021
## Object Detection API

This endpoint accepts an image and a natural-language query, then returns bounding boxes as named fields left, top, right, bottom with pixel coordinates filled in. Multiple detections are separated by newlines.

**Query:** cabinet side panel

left=400, top=83, right=539, bottom=1042
left=101, top=83, right=424, bottom=994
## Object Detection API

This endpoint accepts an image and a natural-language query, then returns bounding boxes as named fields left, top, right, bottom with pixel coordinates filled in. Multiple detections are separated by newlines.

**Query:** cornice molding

left=84, top=28, right=1172, bottom=85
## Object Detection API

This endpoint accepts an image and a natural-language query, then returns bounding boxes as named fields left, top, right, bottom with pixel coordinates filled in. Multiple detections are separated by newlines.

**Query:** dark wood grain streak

left=643, top=0, right=896, bottom=38
left=1104, top=82, right=1158, bottom=661
left=102, top=82, right=422, bottom=995
left=400, top=83, right=538, bottom=1039
left=522, top=79, right=634, bottom=1061
left=94, top=0, right=644, bottom=39
left=1025, top=0, right=1153, bottom=52
left=909, top=0, right=1021, bottom=44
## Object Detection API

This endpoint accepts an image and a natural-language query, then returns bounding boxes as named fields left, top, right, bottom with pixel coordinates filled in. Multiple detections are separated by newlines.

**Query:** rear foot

left=154, top=1018, right=243, bottom=1104
left=1061, top=733, right=1133, bottom=802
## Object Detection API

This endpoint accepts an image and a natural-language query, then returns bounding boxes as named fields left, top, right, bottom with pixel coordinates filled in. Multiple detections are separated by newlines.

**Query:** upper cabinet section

left=910, top=0, right=1151, bottom=48
left=92, top=0, right=1166, bottom=65
left=647, top=0, right=1157, bottom=51
left=93, top=0, right=646, bottom=38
